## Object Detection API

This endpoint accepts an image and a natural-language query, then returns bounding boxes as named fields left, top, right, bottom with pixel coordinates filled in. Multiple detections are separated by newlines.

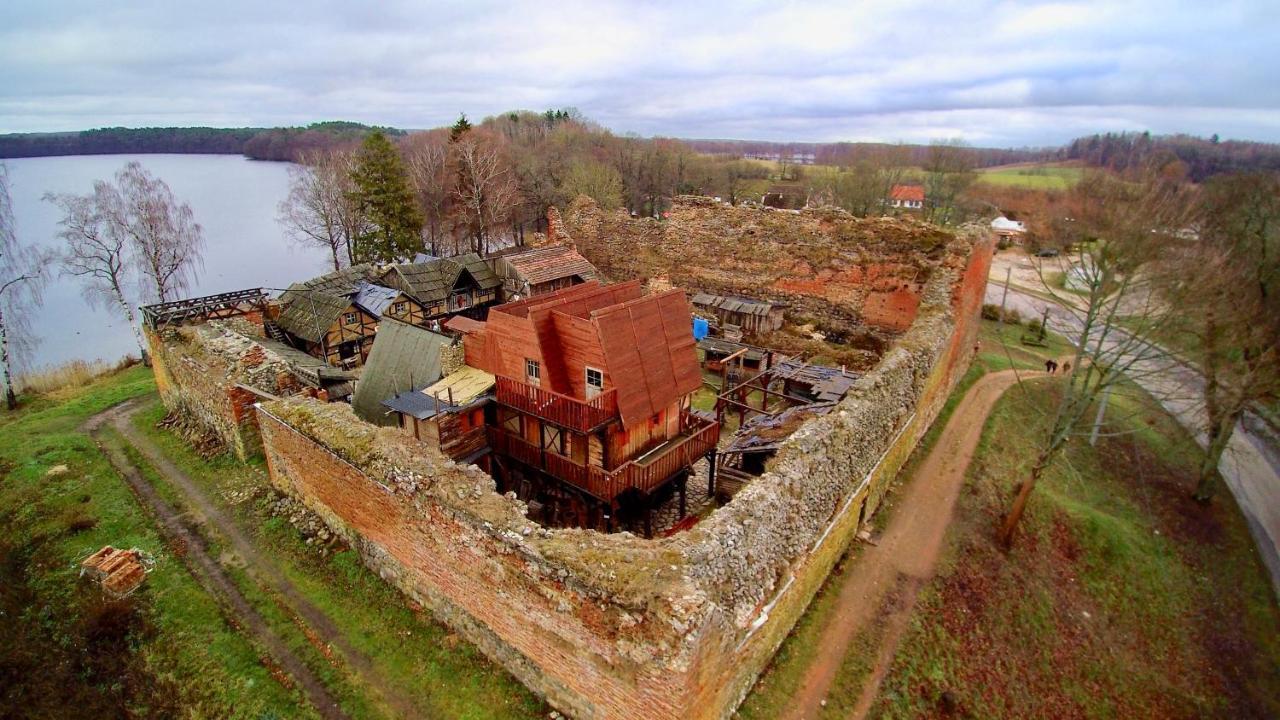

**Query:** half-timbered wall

left=318, top=304, right=379, bottom=366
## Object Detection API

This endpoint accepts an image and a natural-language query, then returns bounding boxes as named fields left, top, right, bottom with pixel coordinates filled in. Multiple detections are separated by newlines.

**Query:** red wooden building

left=461, top=280, right=720, bottom=533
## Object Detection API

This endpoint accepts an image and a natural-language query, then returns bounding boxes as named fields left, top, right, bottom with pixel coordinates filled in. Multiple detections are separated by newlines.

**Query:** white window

left=585, top=367, right=604, bottom=399
left=392, top=301, right=407, bottom=314
left=525, top=358, right=541, bottom=386
left=343, top=311, right=358, bottom=325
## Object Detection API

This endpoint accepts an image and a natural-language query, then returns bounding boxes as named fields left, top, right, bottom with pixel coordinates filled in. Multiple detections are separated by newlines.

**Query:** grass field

left=867, top=380, right=1280, bottom=718
left=0, top=366, right=308, bottom=718
left=976, top=163, right=1083, bottom=190
left=0, top=368, right=543, bottom=719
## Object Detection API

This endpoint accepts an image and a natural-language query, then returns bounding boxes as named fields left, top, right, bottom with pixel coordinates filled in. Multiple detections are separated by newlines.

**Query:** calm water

left=6, top=154, right=332, bottom=371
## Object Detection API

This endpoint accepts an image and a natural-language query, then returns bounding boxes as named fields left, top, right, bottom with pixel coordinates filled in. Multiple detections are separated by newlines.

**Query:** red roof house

left=888, top=184, right=926, bottom=209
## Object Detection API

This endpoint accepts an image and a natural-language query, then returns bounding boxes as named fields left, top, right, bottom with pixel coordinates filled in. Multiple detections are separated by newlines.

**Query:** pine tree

left=348, top=131, right=423, bottom=262
left=449, top=113, right=472, bottom=143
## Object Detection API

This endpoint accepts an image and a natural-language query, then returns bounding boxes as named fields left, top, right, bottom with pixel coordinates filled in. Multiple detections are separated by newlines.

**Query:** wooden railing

left=495, top=376, right=618, bottom=432
left=485, top=412, right=720, bottom=502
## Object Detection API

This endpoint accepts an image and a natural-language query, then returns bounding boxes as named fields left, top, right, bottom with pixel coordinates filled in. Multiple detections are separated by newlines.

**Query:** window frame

left=525, top=358, right=541, bottom=386
left=343, top=311, right=358, bottom=326
left=585, top=366, right=604, bottom=399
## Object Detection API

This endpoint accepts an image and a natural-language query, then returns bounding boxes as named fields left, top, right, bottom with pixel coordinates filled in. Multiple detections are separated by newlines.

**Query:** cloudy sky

left=2, top=0, right=1277, bottom=147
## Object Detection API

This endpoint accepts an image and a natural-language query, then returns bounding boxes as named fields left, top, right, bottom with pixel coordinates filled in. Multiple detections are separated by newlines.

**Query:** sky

left=2, top=0, right=1278, bottom=148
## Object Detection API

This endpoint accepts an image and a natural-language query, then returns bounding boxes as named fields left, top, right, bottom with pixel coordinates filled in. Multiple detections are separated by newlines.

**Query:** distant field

left=976, top=163, right=1083, bottom=190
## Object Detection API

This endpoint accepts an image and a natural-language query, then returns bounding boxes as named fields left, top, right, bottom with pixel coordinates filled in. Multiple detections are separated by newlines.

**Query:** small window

left=392, top=301, right=407, bottom=314
left=585, top=367, right=604, bottom=399
left=525, top=359, right=541, bottom=386
left=343, top=311, right=358, bottom=325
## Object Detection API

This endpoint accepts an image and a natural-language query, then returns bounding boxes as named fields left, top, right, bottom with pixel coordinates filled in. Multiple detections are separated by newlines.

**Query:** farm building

left=690, top=292, right=786, bottom=336
left=379, top=253, right=502, bottom=322
left=488, top=244, right=598, bottom=299
left=383, top=365, right=494, bottom=462
left=888, top=184, right=925, bottom=209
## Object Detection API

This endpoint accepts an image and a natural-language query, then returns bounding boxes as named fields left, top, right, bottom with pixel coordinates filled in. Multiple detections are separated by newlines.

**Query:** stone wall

left=147, top=321, right=307, bottom=460
left=253, top=231, right=994, bottom=719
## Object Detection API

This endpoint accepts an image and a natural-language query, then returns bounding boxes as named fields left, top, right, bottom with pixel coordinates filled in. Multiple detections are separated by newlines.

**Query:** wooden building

left=352, top=281, right=429, bottom=327
left=383, top=366, right=494, bottom=463
left=380, top=253, right=503, bottom=323
left=488, top=244, right=598, bottom=299
left=351, top=319, right=455, bottom=426
left=462, top=280, right=720, bottom=534
left=275, top=289, right=379, bottom=367
left=690, top=292, right=786, bottom=336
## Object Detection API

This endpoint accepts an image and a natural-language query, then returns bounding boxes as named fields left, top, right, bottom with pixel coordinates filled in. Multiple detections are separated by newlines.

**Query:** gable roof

left=383, top=253, right=502, bottom=304
left=351, top=282, right=403, bottom=318
left=501, top=245, right=598, bottom=287
left=592, top=289, right=702, bottom=428
left=278, top=264, right=379, bottom=306
left=890, top=184, right=925, bottom=202
left=351, top=319, right=454, bottom=425
left=275, top=290, right=356, bottom=344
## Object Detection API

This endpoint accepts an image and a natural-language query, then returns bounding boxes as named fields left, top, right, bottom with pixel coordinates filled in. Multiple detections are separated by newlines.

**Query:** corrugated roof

left=351, top=319, right=453, bottom=425
left=275, top=290, right=354, bottom=344
left=352, top=282, right=401, bottom=318
left=503, top=245, right=597, bottom=286
left=421, top=366, right=495, bottom=406
left=690, top=292, right=780, bottom=317
left=383, top=253, right=501, bottom=304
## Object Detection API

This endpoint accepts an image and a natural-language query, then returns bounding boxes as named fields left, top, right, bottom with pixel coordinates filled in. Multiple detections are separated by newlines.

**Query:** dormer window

left=343, top=311, right=358, bottom=325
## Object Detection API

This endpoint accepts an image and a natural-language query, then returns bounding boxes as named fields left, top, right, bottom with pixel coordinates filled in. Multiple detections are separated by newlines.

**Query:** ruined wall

left=147, top=322, right=306, bottom=460
left=563, top=196, right=954, bottom=336
left=253, top=231, right=994, bottom=720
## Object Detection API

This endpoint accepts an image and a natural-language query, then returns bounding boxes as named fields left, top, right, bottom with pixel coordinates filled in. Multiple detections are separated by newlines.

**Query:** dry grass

left=16, top=357, right=140, bottom=397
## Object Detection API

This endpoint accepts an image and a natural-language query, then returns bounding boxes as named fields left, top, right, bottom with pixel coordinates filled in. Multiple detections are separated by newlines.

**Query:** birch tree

left=451, top=131, right=519, bottom=256
left=98, top=162, right=205, bottom=302
left=0, top=163, right=53, bottom=409
left=403, top=129, right=451, bottom=256
left=45, top=186, right=147, bottom=359
left=998, top=166, right=1195, bottom=546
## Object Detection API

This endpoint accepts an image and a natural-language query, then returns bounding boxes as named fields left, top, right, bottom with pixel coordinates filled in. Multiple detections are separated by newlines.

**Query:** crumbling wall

left=147, top=322, right=306, bottom=460
left=563, top=195, right=953, bottom=336
left=253, top=230, right=994, bottom=720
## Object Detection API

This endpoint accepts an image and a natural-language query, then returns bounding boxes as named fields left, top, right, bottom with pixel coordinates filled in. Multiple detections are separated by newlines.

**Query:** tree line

left=0, top=123, right=400, bottom=161
left=1066, top=131, right=1280, bottom=182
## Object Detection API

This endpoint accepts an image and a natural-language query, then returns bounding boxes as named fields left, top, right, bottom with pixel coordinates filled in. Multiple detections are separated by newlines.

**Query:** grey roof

left=352, top=282, right=401, bottom=318
left=351, top=319, right=454, bottom=425
left=278, top=264, right=380, bottom=306
left=691, top=292, right=782, bottom=317
left=382, top=253, right=502, bottom=304
left=698, top=337, right=765, bottom=362
left=275, top=290, right=355, bottom=344
left=412, top=252, right=439, bottom=263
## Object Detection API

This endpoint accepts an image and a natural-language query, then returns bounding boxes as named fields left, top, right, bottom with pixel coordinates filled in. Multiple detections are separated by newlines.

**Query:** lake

left=5, top=154, right=332, bottom=372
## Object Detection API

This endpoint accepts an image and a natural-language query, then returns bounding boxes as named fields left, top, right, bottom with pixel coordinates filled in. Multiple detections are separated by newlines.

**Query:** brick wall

left=252, top=231, right=994, bottom=719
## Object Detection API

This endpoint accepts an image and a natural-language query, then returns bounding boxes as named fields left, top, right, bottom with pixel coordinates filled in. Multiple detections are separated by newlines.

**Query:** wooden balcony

left=486, top=413, right=720, bottom=503
left=495, top=376, right=618, bottom=432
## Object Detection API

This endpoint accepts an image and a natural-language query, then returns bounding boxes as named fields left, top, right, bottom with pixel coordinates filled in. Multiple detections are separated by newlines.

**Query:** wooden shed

left=690, top=293, right=786, bottom=336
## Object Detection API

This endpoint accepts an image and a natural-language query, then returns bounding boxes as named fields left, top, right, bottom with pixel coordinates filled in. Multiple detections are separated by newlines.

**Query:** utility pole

left=1089, top=385, right=1112, bottom=446
left=999, top=266, right=1012, bottom=320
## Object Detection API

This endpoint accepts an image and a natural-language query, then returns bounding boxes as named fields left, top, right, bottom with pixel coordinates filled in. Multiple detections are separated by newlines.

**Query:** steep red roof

left=593, top=290, right=702, bottom=428
left=890, top=184, right=925, bottom=202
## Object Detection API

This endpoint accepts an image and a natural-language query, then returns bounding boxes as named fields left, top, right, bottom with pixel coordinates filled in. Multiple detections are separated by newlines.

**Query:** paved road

left=986, top=284, right=1280, bottom=596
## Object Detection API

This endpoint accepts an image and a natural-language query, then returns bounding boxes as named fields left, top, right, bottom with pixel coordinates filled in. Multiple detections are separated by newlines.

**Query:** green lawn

left=869, top=380, right=1280, bottom=718
left=976, top=164, right=1083, bottom=190
left=0, top=366, right=309, bottom=718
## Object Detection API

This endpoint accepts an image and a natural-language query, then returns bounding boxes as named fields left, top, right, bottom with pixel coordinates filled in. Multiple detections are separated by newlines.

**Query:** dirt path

left=86, top=400, right=349, bottom=720
left=91, top=399, right=424, bottom=719
left=783, top=368, right=1046, bottom=720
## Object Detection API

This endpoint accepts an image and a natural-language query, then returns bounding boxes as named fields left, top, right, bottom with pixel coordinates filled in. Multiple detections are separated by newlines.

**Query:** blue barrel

left=692, top=317, right=710, bottom=341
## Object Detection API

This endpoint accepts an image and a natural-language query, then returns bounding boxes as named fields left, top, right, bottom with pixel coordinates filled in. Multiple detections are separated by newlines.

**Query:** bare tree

left=402, top=129, right=452, bottom=255
left=278, top=148, right=366, bottom=270
left=998, top=166, right=1196, bottom=546
left=821, top=145, right=911, bottom=217
left=45, top=186, right=147, bottom=359
left=924, top=139, right=977, bottom=225
left=451, top=132, right=520, bottom=255
left=1161, top=172, right=1280, bottom=501
left=0, top=163, right=53, bottom=409
left=97, top=162, right=205, bottom=302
